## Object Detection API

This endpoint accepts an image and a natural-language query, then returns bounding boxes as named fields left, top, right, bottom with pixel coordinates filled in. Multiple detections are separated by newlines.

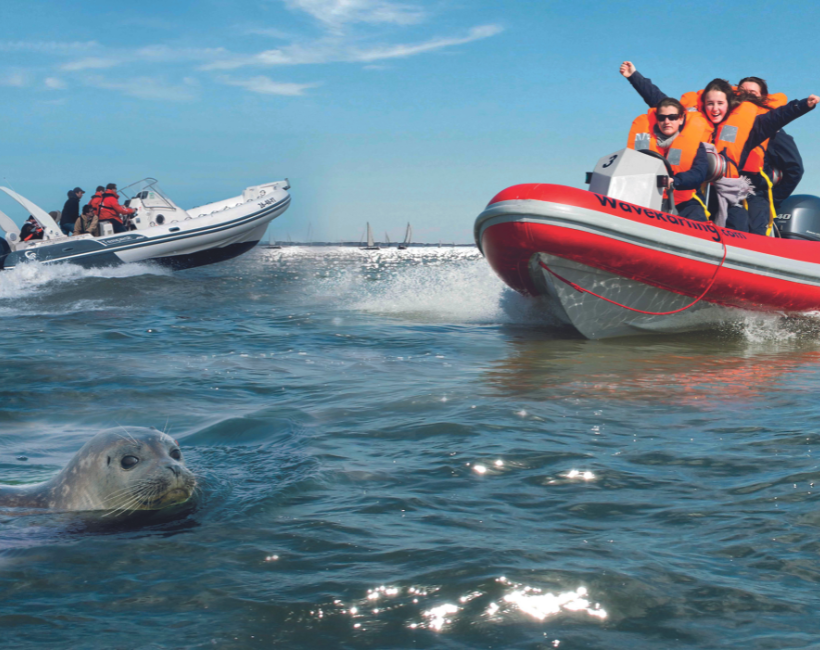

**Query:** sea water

left=1, top=246, right=819, bottom=649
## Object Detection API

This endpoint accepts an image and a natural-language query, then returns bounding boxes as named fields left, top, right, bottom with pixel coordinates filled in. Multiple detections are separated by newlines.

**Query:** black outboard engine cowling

left=774, top=195, right=820, bottom=241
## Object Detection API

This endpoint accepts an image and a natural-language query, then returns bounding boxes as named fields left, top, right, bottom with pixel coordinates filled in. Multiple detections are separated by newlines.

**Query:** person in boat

left=737, top=76, right=804, bottom=224
left=60, top=187, right=85, bottom=236
left=19, top=215, right=44, bottom=242
left=74, top=204, right=99, bottom=237
left=88, top=185, right=105, bottom=219
left=97, top=183, right=135, bottom=234
left=620, top=61, right=818, bottom=232
left=626, top=97, right=713, bottom=222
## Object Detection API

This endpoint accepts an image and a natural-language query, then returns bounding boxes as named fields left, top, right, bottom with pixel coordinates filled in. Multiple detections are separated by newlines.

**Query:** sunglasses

left=657, top=113, right=682, bottom=121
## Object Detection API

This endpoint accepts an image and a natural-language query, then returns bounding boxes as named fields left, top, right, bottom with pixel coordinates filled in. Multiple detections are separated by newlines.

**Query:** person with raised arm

left=736, top=76, right=804, bottom=232
left=620, top=61, right=818, bottom=232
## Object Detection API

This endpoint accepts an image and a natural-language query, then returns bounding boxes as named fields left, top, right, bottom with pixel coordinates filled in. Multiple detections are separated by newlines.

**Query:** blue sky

left=2, top=0, right=819, bottom=243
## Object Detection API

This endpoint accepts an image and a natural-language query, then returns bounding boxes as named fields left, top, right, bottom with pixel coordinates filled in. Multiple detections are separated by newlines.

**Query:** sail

left=403, top=223, right=412, bottom=245
left=366, top=223, right=374, bottom=248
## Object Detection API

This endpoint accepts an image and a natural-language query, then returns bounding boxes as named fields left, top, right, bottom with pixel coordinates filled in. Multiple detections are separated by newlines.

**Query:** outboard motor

left=774, top=195, right=820, bottom=241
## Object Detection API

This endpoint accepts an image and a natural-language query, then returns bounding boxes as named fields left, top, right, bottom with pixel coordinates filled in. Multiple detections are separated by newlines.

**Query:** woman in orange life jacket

left=620, top=61, right=818, bottom=232
left=737, top=76, right=804, bottom=235
left=626, top=97, right=713, bottom=223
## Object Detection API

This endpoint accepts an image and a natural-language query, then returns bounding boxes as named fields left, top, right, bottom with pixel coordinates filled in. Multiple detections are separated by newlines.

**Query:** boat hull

left=1, top=191, right=289, bottom=271
left=476, top=184, right=820, bottom=338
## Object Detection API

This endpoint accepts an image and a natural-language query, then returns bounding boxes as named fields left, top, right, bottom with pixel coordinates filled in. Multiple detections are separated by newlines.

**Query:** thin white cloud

left=202, top=24, right=503, bottom=70
left=44, top=77, right=67, bottom=90
left=285, top=0, right=425, bottom=28
left=217, top=75, right=319, bottom=96
left=83, top=75, right=199, bottom=102
left=244, top=26, right=295, bottom=39
left=0, top=71, right=28, bottom=87
left=61, top=46, right=229, bottom=72
left=134, top=45, right=229, bottom=62
left=351, top=24, right=503, bottom=62
left=0, top=40, right=99, bottom=53
left=61, top=56, right=122, bottom=72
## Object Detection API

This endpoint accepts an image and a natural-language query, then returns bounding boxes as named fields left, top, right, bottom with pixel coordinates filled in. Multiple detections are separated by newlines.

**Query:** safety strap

left=760, top=170, right=777, bottom=236
left=692, top=193, right=711, bottom=220
left=537, top=227, right=727, bottom=316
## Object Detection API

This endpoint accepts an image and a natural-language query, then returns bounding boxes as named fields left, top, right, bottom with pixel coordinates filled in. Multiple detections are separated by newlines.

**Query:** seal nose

left=167, top=464, right=180, bottom=477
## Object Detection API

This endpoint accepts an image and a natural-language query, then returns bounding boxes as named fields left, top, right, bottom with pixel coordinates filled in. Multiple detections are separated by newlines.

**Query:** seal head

left=0, top=427, right=196, bottom=513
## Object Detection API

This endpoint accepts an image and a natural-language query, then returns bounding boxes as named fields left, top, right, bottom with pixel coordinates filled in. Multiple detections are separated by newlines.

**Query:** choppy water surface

left=2, top=245, right=820, bottom=649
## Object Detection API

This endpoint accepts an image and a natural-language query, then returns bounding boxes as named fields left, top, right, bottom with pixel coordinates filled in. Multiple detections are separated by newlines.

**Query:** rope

left=538, top=227, right=728, bottom=316
left=761, top=169, right=777, bottom=236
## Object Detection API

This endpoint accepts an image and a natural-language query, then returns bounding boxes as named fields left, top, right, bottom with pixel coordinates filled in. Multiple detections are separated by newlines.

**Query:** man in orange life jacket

left=97, top=183, right=135, bottom=234
left=88, top=185, right=105, bottom=215
left=626, top=96, right=713, bottom=223
left=737, top=76, right=804, bottom=233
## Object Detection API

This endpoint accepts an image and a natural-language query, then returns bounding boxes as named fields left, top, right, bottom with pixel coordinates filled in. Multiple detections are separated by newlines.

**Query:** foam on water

left=0, top=261, right=172, bottom=319
left=0, top=261, right=170, bottom=301
left=267, top=246, right=566, bottom=326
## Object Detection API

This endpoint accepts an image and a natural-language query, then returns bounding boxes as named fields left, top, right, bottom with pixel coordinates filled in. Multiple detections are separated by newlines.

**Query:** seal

left=0, top=427, right=196, bottom=513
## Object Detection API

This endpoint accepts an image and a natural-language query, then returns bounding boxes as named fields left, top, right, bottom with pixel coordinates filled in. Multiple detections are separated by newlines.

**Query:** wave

left=263, top=246, right=564, bottom=326
left=0, top=261, right=171, bottom=317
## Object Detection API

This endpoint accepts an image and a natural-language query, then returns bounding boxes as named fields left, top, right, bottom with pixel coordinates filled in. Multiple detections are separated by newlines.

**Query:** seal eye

left=170, top=448, right=181, bottom=461
left=121, top=455, right=139, bottom=470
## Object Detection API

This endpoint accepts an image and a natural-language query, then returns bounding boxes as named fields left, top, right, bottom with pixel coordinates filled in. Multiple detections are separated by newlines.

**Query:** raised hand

left=808, top=94, right=819, bottom=108
left=620, top=61, right=636, bottom=78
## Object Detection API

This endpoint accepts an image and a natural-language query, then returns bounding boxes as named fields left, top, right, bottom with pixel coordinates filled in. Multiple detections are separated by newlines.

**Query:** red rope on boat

left=538, top=227, right=728, bottom=316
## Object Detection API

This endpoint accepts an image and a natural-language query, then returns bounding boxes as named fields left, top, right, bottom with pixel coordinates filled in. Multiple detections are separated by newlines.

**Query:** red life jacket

left=626, top=107, right=714, bottom=202
left=89, top=191, right=104, bottom=216
left=98, top=190, right=134, bottom=224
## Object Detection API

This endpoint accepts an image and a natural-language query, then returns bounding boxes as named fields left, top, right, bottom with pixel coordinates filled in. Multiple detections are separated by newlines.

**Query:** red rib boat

left=475, top=149, right=820, bottom=339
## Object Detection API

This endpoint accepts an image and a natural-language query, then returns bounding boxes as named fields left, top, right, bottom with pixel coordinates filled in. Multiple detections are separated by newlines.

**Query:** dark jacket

left=767, top=130, right=804, bottom=206
left=627, top=71, right=813, bottom=174
left=672, top=144, right=710, bottom=192
left=61, top=193, right=81, bottom=226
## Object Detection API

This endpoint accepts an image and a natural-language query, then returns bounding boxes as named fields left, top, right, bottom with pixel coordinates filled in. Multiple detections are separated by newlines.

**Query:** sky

left=2, top=0, right=819, bottom=243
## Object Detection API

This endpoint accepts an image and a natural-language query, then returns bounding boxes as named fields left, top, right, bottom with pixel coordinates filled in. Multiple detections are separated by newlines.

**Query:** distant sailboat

left=266, top=236, right=281, bottom=249
left=385, top=232, right=391, bottom=247
left=361, top=222, right=379, bottom=250
left=398, top=223, right=412, bottom=250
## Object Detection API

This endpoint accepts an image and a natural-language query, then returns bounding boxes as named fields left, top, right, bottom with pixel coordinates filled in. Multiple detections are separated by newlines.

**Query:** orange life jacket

left=89, top=191, right=104, bottom=215
left=712, top=101, right=760, bottom=178
left=626, top=107, right=714, bottom=203
left=742, top=92, right=787, bottom=173
left=98, top=190, right=135, bottom=224
left=680, top=89, right=788, bottom=174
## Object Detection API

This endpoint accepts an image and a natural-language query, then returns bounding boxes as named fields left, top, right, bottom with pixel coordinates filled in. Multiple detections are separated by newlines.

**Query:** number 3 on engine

left=602, top=155, right=617, bottom=169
